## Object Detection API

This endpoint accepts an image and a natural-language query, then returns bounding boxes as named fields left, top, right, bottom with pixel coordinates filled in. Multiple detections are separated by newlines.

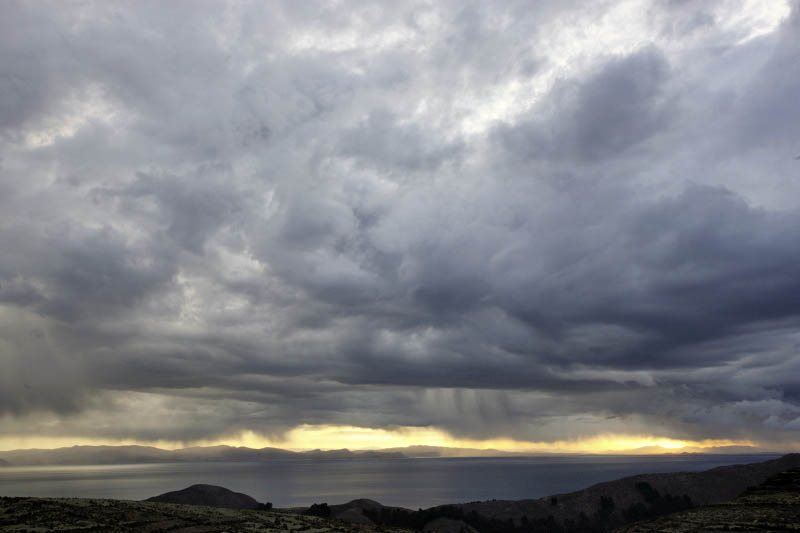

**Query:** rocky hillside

left=146, top=484, right=262, bottom=510
left=617, top=467, right=800, bottom=532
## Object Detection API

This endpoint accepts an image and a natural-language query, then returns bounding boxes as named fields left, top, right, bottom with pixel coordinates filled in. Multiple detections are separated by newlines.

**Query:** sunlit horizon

left=0, top=424, right=777, bottom=455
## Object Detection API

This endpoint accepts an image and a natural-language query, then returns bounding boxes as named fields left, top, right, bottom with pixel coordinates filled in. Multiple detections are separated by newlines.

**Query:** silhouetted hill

left=325, top=499, right=408, bottom=525
left=0, top=444, right=405, bottom=466
left=146, top=484, right=261, bottom=509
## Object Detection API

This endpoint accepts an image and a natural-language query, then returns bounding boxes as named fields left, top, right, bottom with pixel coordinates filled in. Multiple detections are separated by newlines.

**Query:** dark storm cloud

left=1, top=0, right=799, bottom=446
left=497, top=46, right=672, bottom=163
left=339, top=110, right=465, bottom=172
left=113, top=168, right=248, bottom=255
left=0, top=223, right=176, bottom=321
left=0, top=2, right=86, bottom=136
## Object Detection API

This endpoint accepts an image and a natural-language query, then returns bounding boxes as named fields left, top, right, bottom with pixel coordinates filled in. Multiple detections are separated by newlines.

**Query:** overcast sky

left=1, top=0, right=799, bottom=451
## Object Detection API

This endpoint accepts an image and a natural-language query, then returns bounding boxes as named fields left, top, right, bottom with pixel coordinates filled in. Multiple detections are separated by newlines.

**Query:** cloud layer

left=2, top=0, right=800, bottom=448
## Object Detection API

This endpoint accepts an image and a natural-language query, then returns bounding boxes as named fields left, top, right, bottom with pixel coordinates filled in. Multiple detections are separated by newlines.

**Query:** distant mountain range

left=617, top=445, right=767, bottom=455
left=0, top=443, right=773, bottom=466
left=378, top=444, right=767, bottom=457
left=379, top=445, right=533, bottom=457
left=0, top=445, right=405, bottom=466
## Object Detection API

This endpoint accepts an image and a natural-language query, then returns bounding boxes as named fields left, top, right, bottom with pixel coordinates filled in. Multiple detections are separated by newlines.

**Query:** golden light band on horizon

left=0, top=424, right=760, bottom=453
left=261, top=425, right=756, bottom=453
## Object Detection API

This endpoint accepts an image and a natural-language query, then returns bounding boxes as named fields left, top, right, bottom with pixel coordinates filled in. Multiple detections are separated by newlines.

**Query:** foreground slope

left=617, top=467, right=800, bottom=532
left=0, top=496, right=409, bottom=533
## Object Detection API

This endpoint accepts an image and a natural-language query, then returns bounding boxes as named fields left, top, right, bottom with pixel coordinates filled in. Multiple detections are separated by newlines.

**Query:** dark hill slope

left=146, top=484, right=261, bottom=510
left=325, top=499, right=413, bottom=525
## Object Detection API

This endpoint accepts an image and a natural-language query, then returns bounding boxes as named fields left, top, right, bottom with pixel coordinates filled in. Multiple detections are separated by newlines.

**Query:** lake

left=0, top=454, right=779, bottom=509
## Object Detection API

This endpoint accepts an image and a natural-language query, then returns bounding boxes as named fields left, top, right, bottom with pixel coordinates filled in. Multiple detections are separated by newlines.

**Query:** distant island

left=0, top=443, right=771, bottom=467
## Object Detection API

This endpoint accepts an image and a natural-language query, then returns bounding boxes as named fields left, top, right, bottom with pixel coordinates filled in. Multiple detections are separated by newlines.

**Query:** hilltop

left=147, top=484, right=262, bottom=510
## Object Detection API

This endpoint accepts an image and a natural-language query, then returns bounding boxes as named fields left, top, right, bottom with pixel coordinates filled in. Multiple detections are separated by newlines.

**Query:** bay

left=0, top=454, right=779, bottom=509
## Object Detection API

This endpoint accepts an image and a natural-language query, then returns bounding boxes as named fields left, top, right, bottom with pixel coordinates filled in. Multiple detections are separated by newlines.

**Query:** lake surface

left=0, top=454, right=779, bottom=509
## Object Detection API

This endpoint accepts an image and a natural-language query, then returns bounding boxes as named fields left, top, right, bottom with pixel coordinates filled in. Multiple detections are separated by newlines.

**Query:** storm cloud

left=1, top=0, right=800, bottom=448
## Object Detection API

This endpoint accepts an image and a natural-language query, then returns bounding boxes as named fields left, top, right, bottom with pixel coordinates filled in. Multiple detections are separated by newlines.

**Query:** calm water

left=0, top=454, right=779, bottom=509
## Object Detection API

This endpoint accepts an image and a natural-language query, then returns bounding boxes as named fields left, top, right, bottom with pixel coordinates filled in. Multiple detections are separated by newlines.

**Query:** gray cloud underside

left=1, top=0, right=800, bottom=444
